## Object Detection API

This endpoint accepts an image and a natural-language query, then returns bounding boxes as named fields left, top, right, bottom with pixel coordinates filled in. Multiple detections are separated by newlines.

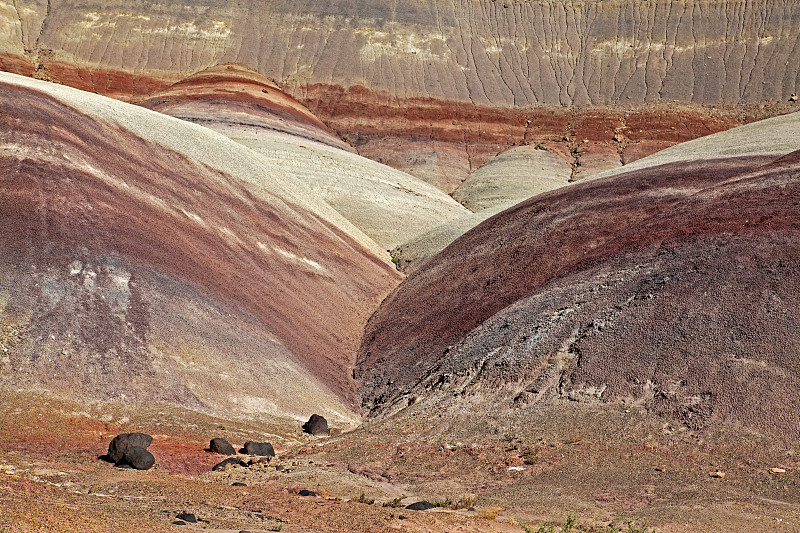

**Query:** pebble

left=770, top=467, right=787, bottom=474
left=709, top=471, right=726, bottom=478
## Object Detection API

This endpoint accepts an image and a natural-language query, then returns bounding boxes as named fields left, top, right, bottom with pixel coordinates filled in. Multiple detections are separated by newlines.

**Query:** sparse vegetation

left=271, top=522, right=284, bottom=531
left=431, top=493, right=476, bottom=510
left=561, top=514, right=579, bottom=532
left=516, top=515, right=655, bottom=533
left=476, top=506, right=502, bottom=519
left=522, top=445, right=540, bottom=465
left=355, top=492, right=375, bottom=505
left=382, top=495, right=406, bottom=508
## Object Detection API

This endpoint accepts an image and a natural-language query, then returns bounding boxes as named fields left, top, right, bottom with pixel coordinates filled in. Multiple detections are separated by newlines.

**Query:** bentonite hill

left=1, top=1, right=800, bottom=532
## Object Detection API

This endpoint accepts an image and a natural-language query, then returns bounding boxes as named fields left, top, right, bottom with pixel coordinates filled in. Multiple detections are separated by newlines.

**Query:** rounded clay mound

left=357, top=141, right=800, bottom=440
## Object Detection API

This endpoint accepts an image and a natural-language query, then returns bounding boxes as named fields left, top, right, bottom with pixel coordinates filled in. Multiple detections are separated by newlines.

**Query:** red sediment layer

left=0, top=80, right=400, bottom=407
left=137, top=65, right=353, bottom=151
left=40, top=61, right=174, bottom=101
left=0, top=53, right=34, bottom=77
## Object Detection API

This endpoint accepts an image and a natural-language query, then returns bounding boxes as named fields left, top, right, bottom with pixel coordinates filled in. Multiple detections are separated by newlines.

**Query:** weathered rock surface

left=107, top=433, right=152, bottom=463
left=212, top=457, right=240, bottom=472
left=0, top=72, right=402, bottom=424
left=242, top=441, right=275, bottom=457
left=451, top=145, right=571, bottom=212
left=209, top=438, right=235, bottom=456
left=2, top=0, right=799, bottom=106
left=137, top=65, right=469, bottom=249
left=358, top=112, right=800, bottom=440
left=120, top=446, right=155, bottom=470
left=302, top=414, right=330, bottom=436
left=1, top=1, right=796, bottom=190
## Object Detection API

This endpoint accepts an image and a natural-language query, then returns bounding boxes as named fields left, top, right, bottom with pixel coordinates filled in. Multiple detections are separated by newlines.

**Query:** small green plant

left=391, top=256, right=400, bottom=265
left=534, top=525, right=556, bottom=533
left=562, top=514, right=579, bottom=533
left=623, top=519, right=652, bottom=533
left=516, top=521, right=540, bottom=533
left=271, top=522, right=284, bottom=531
left=355, top=492, right=375, bottom=504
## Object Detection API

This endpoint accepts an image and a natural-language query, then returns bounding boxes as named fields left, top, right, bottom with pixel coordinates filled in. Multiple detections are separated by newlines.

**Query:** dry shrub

left=476, top=506, right=502, bottom=519
left=453, top=493, right=476, bottom=509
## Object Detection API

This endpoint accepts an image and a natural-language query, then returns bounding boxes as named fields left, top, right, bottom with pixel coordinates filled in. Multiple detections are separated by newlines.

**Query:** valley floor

left=1, top=391, right=797, bottom=532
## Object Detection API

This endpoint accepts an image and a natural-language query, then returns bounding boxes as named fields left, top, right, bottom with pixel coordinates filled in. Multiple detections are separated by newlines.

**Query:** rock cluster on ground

left=107, top=433, right=155, bottom=470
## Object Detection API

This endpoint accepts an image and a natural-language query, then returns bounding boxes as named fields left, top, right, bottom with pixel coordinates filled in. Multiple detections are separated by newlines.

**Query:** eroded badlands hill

left=1, top=0, right=797, bottom=189
left=358, top=112, right=800, bottom=441
left=137, top=64, right=470, bottom=250
left=0, top=72, right=402, bottom=425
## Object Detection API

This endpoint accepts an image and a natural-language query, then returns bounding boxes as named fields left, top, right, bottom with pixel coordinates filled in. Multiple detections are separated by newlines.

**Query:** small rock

left=299, top=489, right=317, bottom=497
left=176, top=512, right=197, bottom=523
left=405, top=501, right=436, bottom=511
left=709, top=471, right=726, bottom=478
left=118, top=446, right=155, bottom=470
left=790, top=93, right=798, bottom=102
left=210, top=437, right=236, bottom=455
left=173, top=521, right=186, bottom=526
left=398, top=515, right=408, bottom=520
left=655, top=467, right=666, bottom=472
left=243, top=441, right=275, bottom=457
left=302, top=414, right=329, bottom=436
left=212, top=457, right=241, bottom=471
left=107, top=433, right=152, bottom=463
left=232, top=482, right=247, bottom=486
left=770, top=467, right=787, bottom=474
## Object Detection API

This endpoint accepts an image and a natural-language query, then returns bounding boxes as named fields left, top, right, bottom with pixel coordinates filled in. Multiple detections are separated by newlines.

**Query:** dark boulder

left=242, top=441, right=275, bottom=457
left=107, top=433, right=152, bottom=463
left=212, top=457, right=241, bottom=471
left=176, top=512, right=197, bottom=523
left=405, top=501, right=436, bottom=511
left=118, top=446, right=155, bottom=470
left=231, top=482, right=247, bottom=487
left=209, top=437, right=236, bottom=455
left=298, top=489, right=317, bottom=496
left=302, top=414, right=329, bottom=436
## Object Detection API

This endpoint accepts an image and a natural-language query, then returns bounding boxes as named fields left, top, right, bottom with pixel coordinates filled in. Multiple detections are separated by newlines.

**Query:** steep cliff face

left=1, top=0, right=797, bottom=188
left=2, top=0, right=798, bottom=106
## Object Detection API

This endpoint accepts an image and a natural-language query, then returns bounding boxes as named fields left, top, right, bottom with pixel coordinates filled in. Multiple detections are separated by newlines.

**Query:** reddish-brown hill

left=137, top=64, right=353, bottom=152
left=0, top=73, right=401, bottom=423
left=357, top=142, right=800, bottom=439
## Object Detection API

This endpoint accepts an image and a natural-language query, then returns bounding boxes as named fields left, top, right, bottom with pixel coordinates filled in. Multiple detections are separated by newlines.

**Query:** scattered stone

left=299, top=489, right=317, bottom=497
left=398, top=515, right=408, bottom=520
left=119, top=446, right=155, bottom=470
left=302, top=414, right=329, bottom=436
left=176, top=512, right=197, bottom=523
left=243, top=441, right=275, bottom=457
left=232, top=482, right=247, bottom=486
left=210, top=437, right=236, bottom=455
left=405, top=501, right=436, bottom=511
left=790, top=93, right=798, bottom=102
left=173, top=521, right=186, bottom=526
left=709, top=471, right=726, bottom=478
left=655, top=467, right=666, bottom=472
left=212, top=457, right=241, bottom=471
left=107, top=433, right=153, bottom=463
left=770, top=467, right=787, bottom=474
